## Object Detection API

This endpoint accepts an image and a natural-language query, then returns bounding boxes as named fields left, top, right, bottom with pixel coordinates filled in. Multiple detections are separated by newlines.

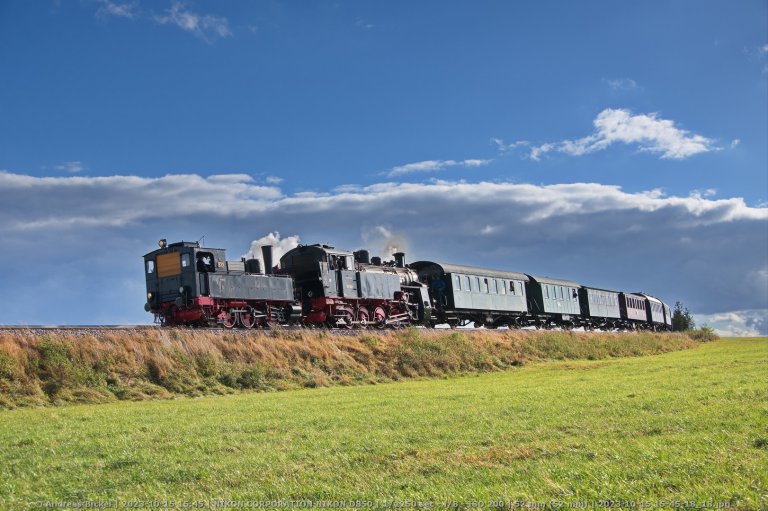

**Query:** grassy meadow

left=0, top=337, right=765, bottom=509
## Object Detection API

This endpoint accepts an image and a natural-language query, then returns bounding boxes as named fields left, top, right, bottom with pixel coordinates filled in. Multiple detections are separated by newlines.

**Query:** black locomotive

left=143, top=239, right=672, bottom=331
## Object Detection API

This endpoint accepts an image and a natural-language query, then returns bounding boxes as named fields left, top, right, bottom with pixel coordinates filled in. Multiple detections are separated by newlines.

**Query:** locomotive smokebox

left=371, top=256, right=382, bottom=266
left=261, top=245, right=274, bottom=274
left=354, top=250, right=370, bottom=264
left=394, top=252, right=406, bottom=268
left=245, top=258, right=262, bottom=274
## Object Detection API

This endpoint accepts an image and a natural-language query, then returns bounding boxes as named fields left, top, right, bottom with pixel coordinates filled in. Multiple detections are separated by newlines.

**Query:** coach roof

left=410, top=261, right=529, bottom=281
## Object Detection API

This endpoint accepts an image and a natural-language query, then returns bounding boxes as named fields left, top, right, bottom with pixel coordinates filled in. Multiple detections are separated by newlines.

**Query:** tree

left=672, top=301, right=695, bottom=331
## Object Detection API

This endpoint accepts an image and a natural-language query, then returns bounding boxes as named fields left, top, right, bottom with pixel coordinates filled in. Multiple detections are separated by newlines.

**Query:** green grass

left=0, top=338, right=765, bottom=509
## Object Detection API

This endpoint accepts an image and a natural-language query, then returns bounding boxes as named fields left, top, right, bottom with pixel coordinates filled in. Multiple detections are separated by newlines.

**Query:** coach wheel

left=222, top=310, right=237, bottom=329
left=239, top=308, right=256, bottom=329
left=358, top=308, right=370, bottom=330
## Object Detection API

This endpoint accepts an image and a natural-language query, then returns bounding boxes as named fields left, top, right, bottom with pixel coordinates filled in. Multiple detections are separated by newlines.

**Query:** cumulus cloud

left=385, top=159, right=491, bottom=177
left=0, top=170, right=766, bottom=329
left=527, top=108, right=717, bottom=161
left=695, top=309, right=768, bottom=337
left=0, top=171, right=281, bottom=231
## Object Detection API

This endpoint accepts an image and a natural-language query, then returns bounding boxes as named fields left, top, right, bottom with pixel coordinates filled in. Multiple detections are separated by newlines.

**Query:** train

left=143, top=238, right=672, bottom=331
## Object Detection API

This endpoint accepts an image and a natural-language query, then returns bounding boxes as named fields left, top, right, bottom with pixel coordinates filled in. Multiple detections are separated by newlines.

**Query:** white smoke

left=362, top=225, right=410, bottom=261
left=243, top=232, right=301, bottom=271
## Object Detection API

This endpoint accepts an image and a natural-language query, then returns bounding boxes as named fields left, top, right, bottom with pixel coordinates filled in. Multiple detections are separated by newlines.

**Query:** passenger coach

left=411, top=261, right=529, bottom=328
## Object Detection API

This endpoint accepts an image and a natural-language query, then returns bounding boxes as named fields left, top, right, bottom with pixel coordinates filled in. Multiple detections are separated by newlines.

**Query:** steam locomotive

left=143, top=239, right=672, bottom=331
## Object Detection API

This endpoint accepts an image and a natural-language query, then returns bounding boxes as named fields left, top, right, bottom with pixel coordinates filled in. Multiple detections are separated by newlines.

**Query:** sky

left=0, top=0, right=766, bottom=335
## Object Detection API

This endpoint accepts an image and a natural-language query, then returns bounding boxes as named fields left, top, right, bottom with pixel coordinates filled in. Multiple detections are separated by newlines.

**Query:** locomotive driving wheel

left=357, top=307, right=370, bottom=330
left=373, top=306, right=387, bottom=329
left=340, top=310, right=354, bottom=329
left=239, top=308, right=257, bottom=329
left=222, top=310, right=237, bottom=329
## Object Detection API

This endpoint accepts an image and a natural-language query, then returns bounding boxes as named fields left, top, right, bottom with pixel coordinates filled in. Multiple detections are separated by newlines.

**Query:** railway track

left=0, top=324, right=386, bottom=336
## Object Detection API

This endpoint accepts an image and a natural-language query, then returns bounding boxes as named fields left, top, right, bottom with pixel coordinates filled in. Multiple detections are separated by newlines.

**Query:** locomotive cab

left=144, top=240, right=220, bottom=313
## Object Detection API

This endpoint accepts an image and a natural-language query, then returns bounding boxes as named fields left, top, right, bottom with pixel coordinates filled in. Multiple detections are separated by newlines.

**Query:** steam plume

left=363, top=225, right=409, bottom=260
left=243, top=232, right=300, bottom=271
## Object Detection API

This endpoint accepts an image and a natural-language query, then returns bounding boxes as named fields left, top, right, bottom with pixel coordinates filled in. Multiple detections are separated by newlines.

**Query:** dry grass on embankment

left=0, top=328, right=708, bottom=409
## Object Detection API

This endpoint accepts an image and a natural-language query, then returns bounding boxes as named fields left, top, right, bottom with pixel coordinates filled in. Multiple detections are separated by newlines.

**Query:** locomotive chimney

left=354, top=249, right=370, bottom=264
left=394, top=252, right=405, bottom=268
left=371, top=256, right=382, bottom=266
left=261, top=245, right=274, bottom=275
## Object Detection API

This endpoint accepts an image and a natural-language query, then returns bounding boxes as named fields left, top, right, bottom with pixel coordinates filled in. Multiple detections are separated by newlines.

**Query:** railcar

left=636, top=293, right=668, bottom=331
left=411, top=261, right=529, bottom=328
left=143, top=240, right=300, bottom=327
left=662, top=301, right=672, bottom=330
left=525, top=276, right=582, bottom=329
left=579, top=286, right=622, bottom=330
left=619, top=292, right=649, bottom=329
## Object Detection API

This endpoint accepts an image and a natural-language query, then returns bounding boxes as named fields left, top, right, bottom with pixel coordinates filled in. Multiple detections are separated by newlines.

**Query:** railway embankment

left=0, top=328, right=712, bottom=408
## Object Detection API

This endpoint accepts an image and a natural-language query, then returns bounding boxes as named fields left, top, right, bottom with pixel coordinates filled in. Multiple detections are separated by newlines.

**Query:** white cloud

left=730, top=139, right=741, bottom=148
left=265, top=176, right=284, bottom=185
left=694, top=309, right=768, bottom=337
left=385, top=159, right=491, bottom=177
left=153, top=2, right=231, bottom=41
left=491, top=138, right=529, bottom=153
left=603, top=78, right=642, bottom=92
left=54, top=161, right=85, bottom=173
left=528, top=108, right=717, bottom=161
left=96, top=0, right=138, bottom=19
left=0, top=170, right=766, bottom=324
left=689, top=188, right=716, bottom=199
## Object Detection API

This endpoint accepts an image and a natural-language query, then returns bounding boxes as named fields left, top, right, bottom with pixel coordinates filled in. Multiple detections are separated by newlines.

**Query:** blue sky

left=1, top=1, right=766, bottom=334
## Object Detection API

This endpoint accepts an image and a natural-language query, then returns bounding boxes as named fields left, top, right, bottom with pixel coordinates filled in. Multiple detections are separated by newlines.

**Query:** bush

left=686, top=327, right=719, bottom=342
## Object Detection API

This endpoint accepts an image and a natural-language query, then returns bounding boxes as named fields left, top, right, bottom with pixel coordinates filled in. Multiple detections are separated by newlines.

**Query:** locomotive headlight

left=179, top=286, right=185, bottom=294
left=158, top=239, right=167, bottom=248
left=147, top=292, right=153, bottom=300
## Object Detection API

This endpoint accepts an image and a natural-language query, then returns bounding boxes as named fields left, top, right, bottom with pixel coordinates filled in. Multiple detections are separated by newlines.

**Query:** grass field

left=0, top=338, right=765, bottom=510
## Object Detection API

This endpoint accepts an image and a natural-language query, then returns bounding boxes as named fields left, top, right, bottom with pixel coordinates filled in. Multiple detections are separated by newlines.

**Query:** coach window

left=146, top=260, right=155, bottom=274
left=473, top=277, right=480, bottom=292
left=464, top=276, right=471, bottom=291
left=482, top=278, right=489, bottom=293
left=544, top=286, right=549, bottom=299
left=181, top=253, right=191, bottom=268
left=499, top=280, right=506, bottom=294
left=453, top=274, right=461, bottom=291
left=509, top=281, right=515, bottom=295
